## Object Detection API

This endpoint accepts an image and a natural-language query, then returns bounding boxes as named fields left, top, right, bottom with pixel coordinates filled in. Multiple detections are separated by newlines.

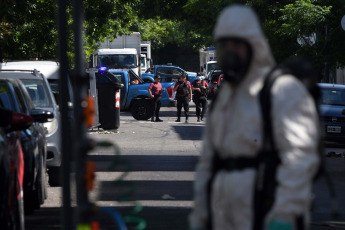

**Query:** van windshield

left=21, top=79, right=52, bottom=108
left=99, top=54, right=137, bottom=69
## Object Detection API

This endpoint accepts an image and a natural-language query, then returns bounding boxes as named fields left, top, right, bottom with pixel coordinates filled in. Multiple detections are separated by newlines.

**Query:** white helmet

left=213, top=5, right=263, bottom=42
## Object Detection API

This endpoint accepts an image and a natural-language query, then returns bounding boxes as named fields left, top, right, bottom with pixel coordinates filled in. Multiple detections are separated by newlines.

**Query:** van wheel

left=131, top=100, right=153, bottom=120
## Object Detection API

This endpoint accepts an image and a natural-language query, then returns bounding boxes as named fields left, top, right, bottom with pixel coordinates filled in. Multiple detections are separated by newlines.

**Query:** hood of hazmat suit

left=190, top=4, right=320, bottom=230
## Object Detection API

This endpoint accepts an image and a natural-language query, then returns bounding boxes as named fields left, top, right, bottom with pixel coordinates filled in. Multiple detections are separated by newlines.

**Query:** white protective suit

left=189, top=5, right=320, bottom=230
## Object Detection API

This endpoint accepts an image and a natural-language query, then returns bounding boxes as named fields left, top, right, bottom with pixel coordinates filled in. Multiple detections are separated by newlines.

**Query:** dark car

left=319, top=83, right=345, bottom=147
left=0, top=78, right=53, bottom=214
left=207, top=70, right=223, bottom=99
left=0, top=107, right=33, bottom=230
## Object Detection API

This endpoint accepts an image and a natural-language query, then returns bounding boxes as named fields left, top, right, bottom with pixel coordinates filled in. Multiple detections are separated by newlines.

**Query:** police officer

left=148, top=75, right=163, bottom=122
left=174, top=73, right=192, bottom=123
left=190, top=5, right=319, bottom=230
left=192, top=76, right=209, bottom=122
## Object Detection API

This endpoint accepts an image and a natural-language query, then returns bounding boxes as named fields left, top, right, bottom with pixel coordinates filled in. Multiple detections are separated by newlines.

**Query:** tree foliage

left=0, top=0, right=344, bottom=72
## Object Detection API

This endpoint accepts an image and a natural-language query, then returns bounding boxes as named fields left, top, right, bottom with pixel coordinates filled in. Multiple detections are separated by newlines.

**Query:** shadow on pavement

left=25, top=206, right=191, bottom=230
left=88, top=155, right=199, bottom=172
left=98, top=180, right=193, bottom=201
left=172, top=125, right=204, bottom=140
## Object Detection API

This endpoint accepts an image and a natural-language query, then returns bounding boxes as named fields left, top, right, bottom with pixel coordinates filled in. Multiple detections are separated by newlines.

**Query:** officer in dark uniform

left=174, top=73, right=192, bottom=123
left=192, top=76, right=209, bottom=122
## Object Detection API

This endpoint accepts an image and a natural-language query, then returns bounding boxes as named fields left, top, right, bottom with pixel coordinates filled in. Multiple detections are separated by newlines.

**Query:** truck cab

left=91, top=48, right=140, bottom=77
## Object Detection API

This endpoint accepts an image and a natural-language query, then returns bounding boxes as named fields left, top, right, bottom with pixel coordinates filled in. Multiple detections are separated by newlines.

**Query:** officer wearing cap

left=148, top=75, right=163, bottom=122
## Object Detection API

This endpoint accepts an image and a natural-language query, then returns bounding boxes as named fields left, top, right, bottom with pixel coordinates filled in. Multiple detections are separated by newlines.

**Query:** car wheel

left=48, top=167, right=61, bottom=187
left=12, top=187, right=24, bottom=230
left=10, top=174, right=24, bottom=230
left=24, top=160, right=35, bottom=215
left=130, top=100, right=153, bottom=120
left=35, top=153, right=46, bottom=207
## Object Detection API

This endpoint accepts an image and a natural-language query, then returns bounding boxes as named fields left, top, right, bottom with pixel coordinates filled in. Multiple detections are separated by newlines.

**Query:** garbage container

left=96, top=70, right=122, bottom=130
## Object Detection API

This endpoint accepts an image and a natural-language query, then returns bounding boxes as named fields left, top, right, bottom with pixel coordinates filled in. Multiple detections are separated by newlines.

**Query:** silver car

left=0, top=61, right=62, bottom=186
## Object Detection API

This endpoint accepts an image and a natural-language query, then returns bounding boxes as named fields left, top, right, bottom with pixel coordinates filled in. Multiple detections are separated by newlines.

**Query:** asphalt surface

left=25, top=105, right=345, bottom=230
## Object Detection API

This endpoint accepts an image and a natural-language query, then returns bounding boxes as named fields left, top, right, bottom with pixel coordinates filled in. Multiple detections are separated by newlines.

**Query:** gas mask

left=218, top=39, right=253, bottom=86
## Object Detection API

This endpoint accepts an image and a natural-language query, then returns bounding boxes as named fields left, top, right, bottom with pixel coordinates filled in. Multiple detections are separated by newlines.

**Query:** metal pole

left=325, top=24, right=330, bottom=83
left=71, top=0, right=90, bottom=225
left=57, top=0, right=73, bottom=229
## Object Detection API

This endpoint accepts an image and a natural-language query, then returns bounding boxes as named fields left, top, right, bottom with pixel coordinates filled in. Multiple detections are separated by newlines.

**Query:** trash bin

left=96, top=70, right=122, bottom=130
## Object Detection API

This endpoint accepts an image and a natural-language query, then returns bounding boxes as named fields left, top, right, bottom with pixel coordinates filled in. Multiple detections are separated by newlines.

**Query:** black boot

left=175, top=117, right=181, bottom=122
left=156, top=117, right=163, bottom=122
left=185, top=116, right=189, bottom=123
left=197, top=117, right=200, bottom=122
left=151, top=117, right=155, bottom=122
left=201, top=116, right=204, bottom=121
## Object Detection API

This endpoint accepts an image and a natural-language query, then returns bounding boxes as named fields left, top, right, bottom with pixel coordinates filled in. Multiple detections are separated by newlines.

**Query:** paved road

left=25, top=105, right=345, bottom=230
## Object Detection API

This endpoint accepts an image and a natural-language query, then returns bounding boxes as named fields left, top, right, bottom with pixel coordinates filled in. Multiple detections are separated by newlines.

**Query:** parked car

left=319, top=83, right=345, bottom=147
left=0, top=76, right=53, bottom=214
left=207, top=70, right=223, bottom=99
left=0, top=107, right=33, bottom=230
left=0, top=62, right=63, bottom=186
left=142, top=65, right=198, bottom=83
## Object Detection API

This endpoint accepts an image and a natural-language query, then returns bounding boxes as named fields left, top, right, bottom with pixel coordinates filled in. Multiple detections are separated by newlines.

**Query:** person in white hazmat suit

left=189, top=5, right=320, bottom=230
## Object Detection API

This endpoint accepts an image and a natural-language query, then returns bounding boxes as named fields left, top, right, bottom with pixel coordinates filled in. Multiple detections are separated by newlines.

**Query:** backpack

left=253, top=57, right=325, bottom=230
left=206, top=57, right=336, bottom=230
left=176, top=81, right=190, bottom=96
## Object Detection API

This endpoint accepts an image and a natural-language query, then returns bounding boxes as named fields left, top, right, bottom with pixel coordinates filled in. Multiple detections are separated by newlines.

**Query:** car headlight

left=43, top=118, right=58, bottom=134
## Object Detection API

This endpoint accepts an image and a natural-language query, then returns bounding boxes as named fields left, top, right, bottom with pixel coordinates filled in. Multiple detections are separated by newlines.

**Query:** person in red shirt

left=148, top=75, right=163, bottom=122
left=174, top=73, right=192, bottom=123
left=192, top=76, right=209, bottom=122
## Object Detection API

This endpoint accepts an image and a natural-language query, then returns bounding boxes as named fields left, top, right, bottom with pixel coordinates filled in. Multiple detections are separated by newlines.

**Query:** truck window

left=99, top=54, right=137, bottom=69
left=140, top=57, right=146, bottom=67
left=112, top=73, right=126, bottom=86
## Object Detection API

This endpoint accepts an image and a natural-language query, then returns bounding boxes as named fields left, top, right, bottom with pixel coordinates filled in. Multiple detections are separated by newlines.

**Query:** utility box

left=95, top=70, right=122, bottom=130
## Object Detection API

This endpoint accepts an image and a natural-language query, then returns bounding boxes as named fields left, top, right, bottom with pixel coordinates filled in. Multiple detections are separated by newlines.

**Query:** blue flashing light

left=99, top=66, right=107, bottom=72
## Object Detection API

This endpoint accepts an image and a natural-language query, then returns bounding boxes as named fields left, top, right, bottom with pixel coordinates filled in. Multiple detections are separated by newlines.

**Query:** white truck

left=140, top=41, right=152, bottom=73
left=90, top=32, right=142, bottom=77
left=199, top=47, right=218, bottom=77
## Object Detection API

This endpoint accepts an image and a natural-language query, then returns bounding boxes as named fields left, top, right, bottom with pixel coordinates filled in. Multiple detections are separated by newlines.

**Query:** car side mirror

left=30, top=109, right=54, bottom=123
left=0, top=108, right=33, bottom=131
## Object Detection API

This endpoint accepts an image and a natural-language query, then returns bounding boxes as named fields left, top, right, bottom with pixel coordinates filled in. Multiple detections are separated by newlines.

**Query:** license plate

left=327, top=126, right=341, bottom=133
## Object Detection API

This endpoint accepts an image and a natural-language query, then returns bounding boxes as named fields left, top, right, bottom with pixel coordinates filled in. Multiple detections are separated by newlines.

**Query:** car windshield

left=0, top=81, right=16, bottom=111
left=320, top=88, right=345, bottom=106
left=21, top=79, right=52, bottom=108
left=207, top=63, right=218, bottom=74
left=99, top=54, right=137, bottom=69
